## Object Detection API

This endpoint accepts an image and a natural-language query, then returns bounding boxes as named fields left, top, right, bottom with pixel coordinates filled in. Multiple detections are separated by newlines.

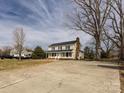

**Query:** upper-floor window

left=66, top=45, right=70, bottom=50
left=52, top=47, right=55, bottom=50
left=58, top=46, right=62, bottom=50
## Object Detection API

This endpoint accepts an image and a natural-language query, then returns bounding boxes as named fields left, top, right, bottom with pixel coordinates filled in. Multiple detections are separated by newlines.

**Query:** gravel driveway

left=0, top=60, right=120, bottom=93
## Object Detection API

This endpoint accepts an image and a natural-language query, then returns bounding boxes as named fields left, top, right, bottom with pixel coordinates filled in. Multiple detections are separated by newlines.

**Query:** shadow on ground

left=97, top=65, right=124, bottom=70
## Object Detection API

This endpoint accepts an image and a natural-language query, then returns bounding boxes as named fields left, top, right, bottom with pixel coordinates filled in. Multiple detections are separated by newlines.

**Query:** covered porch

left=47, top=50, right=74, bottom=59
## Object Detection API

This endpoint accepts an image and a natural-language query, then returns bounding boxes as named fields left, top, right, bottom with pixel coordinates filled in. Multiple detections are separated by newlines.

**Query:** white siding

left=55, top=46, right=58, bottom=50
left=48, top=47, right=51, bottom=51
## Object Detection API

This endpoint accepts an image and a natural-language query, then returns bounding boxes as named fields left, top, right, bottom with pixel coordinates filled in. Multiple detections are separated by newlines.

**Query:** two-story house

left=47, top=37, right=84, bottom=60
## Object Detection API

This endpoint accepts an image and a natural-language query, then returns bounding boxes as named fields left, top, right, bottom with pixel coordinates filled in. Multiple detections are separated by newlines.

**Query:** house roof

left=49, top=40, right=77, bottom=47
left=80, top=50, right=84, bottom=53
left=46, top=49, right=73, bottom=53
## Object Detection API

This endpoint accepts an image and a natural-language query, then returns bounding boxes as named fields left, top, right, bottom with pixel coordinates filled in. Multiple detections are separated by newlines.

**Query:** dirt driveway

left=0, top=61, right=120, bottom=93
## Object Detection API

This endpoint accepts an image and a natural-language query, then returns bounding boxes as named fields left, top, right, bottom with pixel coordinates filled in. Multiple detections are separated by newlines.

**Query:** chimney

left=76, top=37, right=79, bottom=42
left=75, top=37, right=80, bottom=60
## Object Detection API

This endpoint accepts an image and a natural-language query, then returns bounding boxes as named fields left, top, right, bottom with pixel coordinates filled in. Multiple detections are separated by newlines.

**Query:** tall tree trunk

left=19, top=54, right=21, bottom=61
left=120, top=35, right=124, bottom=60
left=18, top=45, right=22, bottom=61
left=120, top=47, right=123, bottom=60
left=123, top=32, right=124, bottom=60
left=95, top=37, right=101, bottom=60
left=120, top=12, right=124, bottom=60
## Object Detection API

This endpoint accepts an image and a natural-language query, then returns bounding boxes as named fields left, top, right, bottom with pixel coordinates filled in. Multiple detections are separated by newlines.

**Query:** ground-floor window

left=52, top=53, right=56, bottom=57
left=66, top=52, right=72, bottom=57
left=49, top=52, right=72, bottom=58
left=61, top=53, right=65, bottom=57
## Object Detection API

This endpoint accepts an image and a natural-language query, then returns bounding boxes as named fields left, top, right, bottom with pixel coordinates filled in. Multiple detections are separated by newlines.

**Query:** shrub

left=32, top=46, right=46, bottom=59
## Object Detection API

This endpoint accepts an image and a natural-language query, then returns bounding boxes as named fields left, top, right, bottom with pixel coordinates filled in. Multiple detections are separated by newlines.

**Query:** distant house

left=47, top=37, right=84, bottom=60
left=10, top=48, right=32, bottom=58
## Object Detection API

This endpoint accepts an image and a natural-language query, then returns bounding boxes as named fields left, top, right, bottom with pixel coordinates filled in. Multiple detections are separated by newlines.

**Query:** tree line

left=0, top=28, right=46, bottom=60
left=0, top=45, right=46, bottom=60
left=71, top=0, right=124, bottom=61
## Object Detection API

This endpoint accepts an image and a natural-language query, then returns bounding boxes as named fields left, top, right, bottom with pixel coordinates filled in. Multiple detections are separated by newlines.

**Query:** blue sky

left=0, top=0, right=91, bottom=50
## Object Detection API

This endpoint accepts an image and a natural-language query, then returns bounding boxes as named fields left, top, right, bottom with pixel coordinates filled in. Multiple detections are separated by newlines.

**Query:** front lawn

left=0, top=59, right=52, bottom=71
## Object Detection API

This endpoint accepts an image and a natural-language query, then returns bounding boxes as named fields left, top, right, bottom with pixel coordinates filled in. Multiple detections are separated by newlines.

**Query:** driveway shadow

left=97, top=65, right=124, bottom=70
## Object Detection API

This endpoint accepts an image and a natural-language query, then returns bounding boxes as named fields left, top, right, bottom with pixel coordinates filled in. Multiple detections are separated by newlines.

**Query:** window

left=52, top=47, right=55, bottom=50
left=52, top=53, right=56, bottom=57
left=62, top=53, right=65, bottom=57
left=66, top=52, right=72, bottom=57
left=66, top=45, right=70, bottom=50
left=68, top=52, right=72, bottom=57
left=58, top=46, right=62, bottom=50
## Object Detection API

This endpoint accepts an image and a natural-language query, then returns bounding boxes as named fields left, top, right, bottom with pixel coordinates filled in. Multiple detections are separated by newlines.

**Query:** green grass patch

left=0, top=59, right=52, bottom=71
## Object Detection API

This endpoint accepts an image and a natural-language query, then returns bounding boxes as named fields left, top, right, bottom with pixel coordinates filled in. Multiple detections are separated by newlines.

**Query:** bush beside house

left=32, top=46, right=46, bottom=59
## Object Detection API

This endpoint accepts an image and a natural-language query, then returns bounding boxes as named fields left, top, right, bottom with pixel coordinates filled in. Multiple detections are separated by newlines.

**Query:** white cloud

left=0, top=0, right=91, bottom=50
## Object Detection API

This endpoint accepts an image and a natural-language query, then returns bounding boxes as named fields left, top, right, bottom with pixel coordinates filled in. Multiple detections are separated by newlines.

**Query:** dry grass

left=120, top=64, right=124, bottom=93
left=0, top=59, right=52, bottom=71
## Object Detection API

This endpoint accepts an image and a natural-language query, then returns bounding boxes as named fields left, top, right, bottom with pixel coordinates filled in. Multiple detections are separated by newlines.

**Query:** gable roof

left=47, top=49, right=73, bottom=53
left=49, top=40, right=77, bottom=47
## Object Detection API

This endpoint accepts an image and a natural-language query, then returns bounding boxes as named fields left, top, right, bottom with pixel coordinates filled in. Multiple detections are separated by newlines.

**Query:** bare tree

left=71, top=0, right=112, bottom=60
left=2, top=46, right=12, bottom=56
left=101, top=34, right=116, bottom=58
left=105, top=0, right=124, bottom=60
left=13, top=27, right=25, bottom=60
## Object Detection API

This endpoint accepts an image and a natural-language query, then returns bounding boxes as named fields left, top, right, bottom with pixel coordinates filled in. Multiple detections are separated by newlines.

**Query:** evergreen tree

left=32, top=46, right=46, bottom=59
left=84, top=46, right=95, bottom=59
left=84, top=47, right=90, bottom=59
